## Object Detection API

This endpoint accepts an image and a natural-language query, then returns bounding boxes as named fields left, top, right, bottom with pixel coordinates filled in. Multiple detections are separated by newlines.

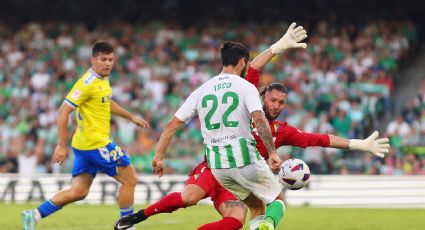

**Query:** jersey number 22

left=202, top=92, right=239, bottom=130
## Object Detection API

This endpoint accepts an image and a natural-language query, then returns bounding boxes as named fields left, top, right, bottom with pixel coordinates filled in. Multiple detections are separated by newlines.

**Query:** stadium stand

left=2, top=0, right=425, bottom=177
left=0, top=18, right=423, bottom=176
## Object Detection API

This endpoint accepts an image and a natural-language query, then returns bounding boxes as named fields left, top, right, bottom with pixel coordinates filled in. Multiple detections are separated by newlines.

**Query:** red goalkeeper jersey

left=245, top=66, right=330, bottom=159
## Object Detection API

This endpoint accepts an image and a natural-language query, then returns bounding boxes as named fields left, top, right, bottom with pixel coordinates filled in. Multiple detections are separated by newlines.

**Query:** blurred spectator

left=18, top=149, right=38, bottom=175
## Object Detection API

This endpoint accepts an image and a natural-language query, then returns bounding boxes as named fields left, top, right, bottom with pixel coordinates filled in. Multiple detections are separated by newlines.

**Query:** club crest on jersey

left=71, top=89, right=82, bottom=100
left=274, top=123, right=280, bottom=132
left=194, top=174, right=200, bottom=180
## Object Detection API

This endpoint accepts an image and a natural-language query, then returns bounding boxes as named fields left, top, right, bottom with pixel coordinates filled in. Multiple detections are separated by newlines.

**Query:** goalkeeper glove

left=349, top=131, right=390, bottom=158
left=270, top=22, right=308, bottom=54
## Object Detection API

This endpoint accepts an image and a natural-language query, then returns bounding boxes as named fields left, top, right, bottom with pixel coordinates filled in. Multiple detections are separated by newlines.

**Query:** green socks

left=265, top=200, right=285, bottom=226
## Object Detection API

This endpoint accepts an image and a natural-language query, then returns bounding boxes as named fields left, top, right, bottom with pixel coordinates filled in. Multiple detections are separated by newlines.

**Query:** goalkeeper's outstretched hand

left=349, top=131, right=390, bottom=158
left=270, top=22, right=308, bottom=54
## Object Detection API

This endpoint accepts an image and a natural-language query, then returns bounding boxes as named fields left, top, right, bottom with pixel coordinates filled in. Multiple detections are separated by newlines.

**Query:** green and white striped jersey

left=175, top=73, right=263, bottom=169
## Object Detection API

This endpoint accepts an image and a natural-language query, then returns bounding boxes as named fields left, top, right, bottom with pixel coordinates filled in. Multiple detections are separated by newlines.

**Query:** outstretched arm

left=245, top=49, right=274, bottom=88
left=250, top=49, right=275, bottom=72
left=328, top=135, right=349, bottom=149
left=246, top=22, right=308, bottom=87
left=152, top=116, right=185, bottom=177
left=254, top=22, right=308, bottom=68
left=323, top=132, right=390, bottom=158
left=111, top=100, right=149, bottom=128
left=276, top=124, right=390, bottom=158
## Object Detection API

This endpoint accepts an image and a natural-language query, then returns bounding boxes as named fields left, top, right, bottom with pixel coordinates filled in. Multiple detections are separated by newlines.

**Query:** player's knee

left=127, top=173, right=138, bottom=187
left=182, top=196, right=199, bottom=206
left=181, top=191, right=200, bottom=206
left=222, top=200, right=247, bottom=224
left=122, top=173, right=138, bottom=188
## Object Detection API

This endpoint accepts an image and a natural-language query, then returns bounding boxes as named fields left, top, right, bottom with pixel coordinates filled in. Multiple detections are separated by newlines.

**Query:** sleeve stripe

left=64, top=98, right=77, bottom=108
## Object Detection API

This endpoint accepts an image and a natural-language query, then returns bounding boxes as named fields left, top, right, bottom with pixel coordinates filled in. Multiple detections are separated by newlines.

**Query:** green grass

left=2, top=203, right=425, bottom=230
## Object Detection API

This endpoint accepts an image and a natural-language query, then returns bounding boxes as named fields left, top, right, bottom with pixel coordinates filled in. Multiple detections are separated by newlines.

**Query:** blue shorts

left=72, top=143, right=131, bottom=177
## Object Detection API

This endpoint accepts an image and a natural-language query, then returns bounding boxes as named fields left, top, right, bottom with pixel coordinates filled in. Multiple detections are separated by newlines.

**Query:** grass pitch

left=1, top=203, right=424, bottom=229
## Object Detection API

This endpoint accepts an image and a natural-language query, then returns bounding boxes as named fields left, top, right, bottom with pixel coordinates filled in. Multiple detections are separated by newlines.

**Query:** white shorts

left=211, top=158, right=281, bottom=205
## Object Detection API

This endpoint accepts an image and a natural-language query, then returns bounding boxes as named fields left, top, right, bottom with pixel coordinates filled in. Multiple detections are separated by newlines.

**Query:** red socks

left=197, top=217, right=243, bottom=230
left=144, top=192, right=186, bottom=217
left=143, top=192, right=243, bottom=230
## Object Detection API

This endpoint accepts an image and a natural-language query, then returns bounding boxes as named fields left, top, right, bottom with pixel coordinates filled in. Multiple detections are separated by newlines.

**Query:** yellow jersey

left=64, top=68, right=112, bottom=150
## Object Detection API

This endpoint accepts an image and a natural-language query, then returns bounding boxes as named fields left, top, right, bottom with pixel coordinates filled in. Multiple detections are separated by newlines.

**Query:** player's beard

left=263, top=104, right=279, bottom=121
left=240, top=64, right=248, bottom=78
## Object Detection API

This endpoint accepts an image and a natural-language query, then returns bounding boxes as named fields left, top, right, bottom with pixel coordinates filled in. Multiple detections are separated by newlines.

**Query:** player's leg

left=99, top=143, right=137, bottom=219
left=245, top=160, right=285, bottom=230
left=135, top=162, right=212, bottom=219
left=244, top=192, right=285, bottom=230
left=22, top=148, right=96, bottom=230
left=114, top=164, right=138, bottom=217
left=211, top=168, right=264, bottom=230
left=197, top=189, right=247, bottom=230
left=260, top=192, right=285, bottom=230
left=114, top=163, right=211, bottom=230
left=51, top=173, right=94, bottom=205
left=22, top=173, right=94, bottom=230
left=114, top=184, right=207, bottom=230
left=140, top=183, right=205, bottom=218
left=243, top=193, right=266, bottom=230
left=212, top=159, right=285, bottom=230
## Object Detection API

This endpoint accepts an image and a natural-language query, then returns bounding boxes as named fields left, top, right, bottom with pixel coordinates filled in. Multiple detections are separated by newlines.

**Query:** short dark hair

left=220, top=41, right=250, bottom=66
left=259, top=82, right=288, bottom=96
left=92, top=41, right=114, bottom=57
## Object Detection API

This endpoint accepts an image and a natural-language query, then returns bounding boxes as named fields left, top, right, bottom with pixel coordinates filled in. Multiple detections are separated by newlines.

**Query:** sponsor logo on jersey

left=84, top=74, right=96, bottom=85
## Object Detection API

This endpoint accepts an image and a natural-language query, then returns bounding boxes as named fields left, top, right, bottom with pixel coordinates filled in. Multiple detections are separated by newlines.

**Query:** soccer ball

left=278, top=158, right=310, bottom=190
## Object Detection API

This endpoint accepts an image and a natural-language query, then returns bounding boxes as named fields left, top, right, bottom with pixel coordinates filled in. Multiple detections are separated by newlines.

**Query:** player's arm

left=246, top=22, right=307, bottom=86
left=152, top=116, right=185, bottom=177
left=251, top=110, right=281, bottom=171
left=277, top=125, right=390, bottom=158
left=328, top=135, right=349, bottom=148
left=329, top=132, right=390, bottom=157
left=52, top=80, right=90, bottom=165
left=110, top=100, right=149, bottom=128
left=249, top=49, right=275, bottom=72
left=153, top=89, right=199, bottom=177
left=52, top=103, right=74, bottom=165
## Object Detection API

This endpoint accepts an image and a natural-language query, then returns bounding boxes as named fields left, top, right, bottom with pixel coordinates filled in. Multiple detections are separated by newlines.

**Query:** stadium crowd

left=0, top=20, right=424, bottom=175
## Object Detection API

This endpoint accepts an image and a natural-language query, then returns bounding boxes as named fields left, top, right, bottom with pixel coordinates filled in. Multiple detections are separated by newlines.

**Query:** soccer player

left=115, top=23, right=390, bottom=230
left=243, top=46, right=390, bottom=229
left=22, top=41, right=149, bottom=230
